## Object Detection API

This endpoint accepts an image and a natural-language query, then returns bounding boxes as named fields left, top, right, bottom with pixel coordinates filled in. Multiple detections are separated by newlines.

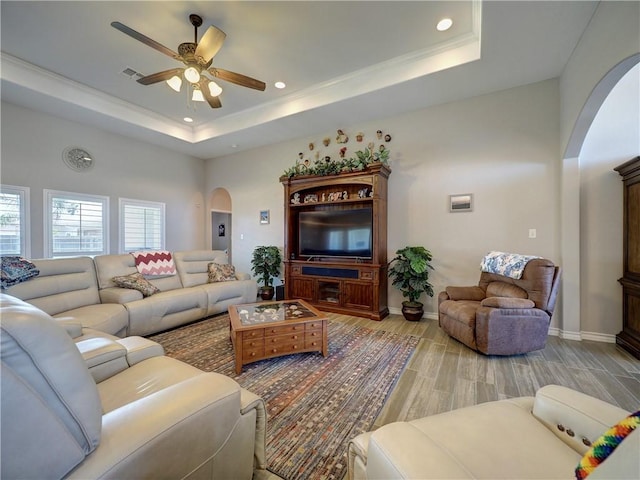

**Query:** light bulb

left=192, top=88, right=205, bottom=102
left=166, top=75, right=182, bottom=92
left=436, top=18, right=453, bottom=31
left=208, top=81, right=222, bottom=97
left=184, top=66, right=201, bottom=83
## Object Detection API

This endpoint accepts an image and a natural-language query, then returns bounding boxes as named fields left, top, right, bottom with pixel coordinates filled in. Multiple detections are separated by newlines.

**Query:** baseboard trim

left=541, top=327, right=615, bottom=343
left=387, top=309, right=617, bottom=344
left=388, top=307, right=438, bottom=320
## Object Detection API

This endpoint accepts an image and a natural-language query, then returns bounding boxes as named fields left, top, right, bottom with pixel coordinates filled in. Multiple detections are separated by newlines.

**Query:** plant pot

left=401, top=301, right=424, bottom=321
left=260, top=286, right=275, bottom=301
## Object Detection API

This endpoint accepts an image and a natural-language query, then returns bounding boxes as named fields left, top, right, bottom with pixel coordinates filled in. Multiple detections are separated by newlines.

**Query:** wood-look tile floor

left=329, top=312, right=640, bottom=427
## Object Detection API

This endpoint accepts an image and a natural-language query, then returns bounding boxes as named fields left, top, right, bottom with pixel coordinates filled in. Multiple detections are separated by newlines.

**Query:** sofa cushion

left=208, top=262, right=237, bottom=283
left=486, top=281, right=528, bottom=299
left=173, top=249, right=229, bottom=288
left=131, top=250, right=177, bottom=276
left=439, top=299, right=480, bottom=327
left=53, top=303, right=129, bottom=337
left=4, top=256, right=102, bottom=315
left=94, top=254, right=183, bottom=292
left=112, top=272, right=160, bottom=297
left=481, top=297, right=535, bottom=308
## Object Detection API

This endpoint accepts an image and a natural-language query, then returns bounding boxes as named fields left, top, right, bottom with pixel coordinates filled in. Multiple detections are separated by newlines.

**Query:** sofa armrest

left=236, top=272, right=251, bottom=281
left=240, top=388, right=268, bottom=472
left=99, top=286, right=142, bottom=304
left=480, top=297, right=535, bottom=309
left=533, top=385, right=630, bottom=456
left=67, top=374, right=259, bottom=480
left=445, top=286, right=486, bottom=301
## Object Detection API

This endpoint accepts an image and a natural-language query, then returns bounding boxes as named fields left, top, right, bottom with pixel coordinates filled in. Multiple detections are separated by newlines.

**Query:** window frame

left=119, top=198, right=166, bottom=253
left=0, top=184, right=31, bottom=258
left=44, top=189, right=109, bottom=258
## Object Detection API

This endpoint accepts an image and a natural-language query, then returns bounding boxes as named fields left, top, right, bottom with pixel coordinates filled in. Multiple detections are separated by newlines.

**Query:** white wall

left=558, top=0, right=639, bottom=339
left=206, top=79, right=561, bottom=320
left=1, top=102, right=207, bottom=257
left=579, top=65, right=640, bottom=338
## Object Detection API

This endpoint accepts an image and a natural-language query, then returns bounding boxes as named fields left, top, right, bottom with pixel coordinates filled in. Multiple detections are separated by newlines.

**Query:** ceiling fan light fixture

left=166, top=75, right=182, bottom=92
left=184, top=66, right=201, bottom=83
left=192, top=86, right=205, bottom=102
left=208, top=81, right=223, bottom=97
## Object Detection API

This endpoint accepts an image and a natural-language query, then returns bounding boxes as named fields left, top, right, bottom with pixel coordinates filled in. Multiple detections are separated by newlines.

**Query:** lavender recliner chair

left=438, top=257, right=561, bottom=355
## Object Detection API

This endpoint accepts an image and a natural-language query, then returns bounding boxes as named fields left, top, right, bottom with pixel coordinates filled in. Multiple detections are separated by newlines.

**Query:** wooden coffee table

left=228, top=299, right=328, bottom=374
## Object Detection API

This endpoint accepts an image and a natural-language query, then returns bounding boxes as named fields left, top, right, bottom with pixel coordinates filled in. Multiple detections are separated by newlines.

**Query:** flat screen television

left=298, top=207, right=373, bottom=259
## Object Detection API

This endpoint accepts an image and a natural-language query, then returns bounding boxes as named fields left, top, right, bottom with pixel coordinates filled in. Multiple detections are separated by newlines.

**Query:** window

left=44, top=190, right=109, bottom=257
left=119, top=198, right=165, bottom=252
left=0, top=185, right=30, bottom=257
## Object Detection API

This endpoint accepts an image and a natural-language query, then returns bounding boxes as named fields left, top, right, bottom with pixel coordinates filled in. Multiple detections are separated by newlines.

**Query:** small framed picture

left=449, top=194, right=473, bottom=212
left=260, top=210, right=270, bottom=224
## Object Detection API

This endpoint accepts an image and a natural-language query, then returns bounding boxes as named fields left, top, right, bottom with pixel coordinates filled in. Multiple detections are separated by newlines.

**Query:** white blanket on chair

left=480, top=251, right=540, bottom=279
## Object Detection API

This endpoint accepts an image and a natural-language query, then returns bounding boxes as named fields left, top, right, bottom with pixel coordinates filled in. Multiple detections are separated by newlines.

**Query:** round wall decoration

left=62, top=147, right=94, bottom=172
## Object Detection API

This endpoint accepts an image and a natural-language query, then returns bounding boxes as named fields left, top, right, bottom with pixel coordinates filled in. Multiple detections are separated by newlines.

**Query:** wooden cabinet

left=281, top=163, right=390, bottom=320
left=615, top=157, right=640, bottom=359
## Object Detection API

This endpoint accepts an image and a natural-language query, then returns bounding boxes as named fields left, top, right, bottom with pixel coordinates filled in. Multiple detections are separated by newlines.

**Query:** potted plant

left=251, top=246, right=282, bottom=300
left=388, top=246, right=434, bottom=321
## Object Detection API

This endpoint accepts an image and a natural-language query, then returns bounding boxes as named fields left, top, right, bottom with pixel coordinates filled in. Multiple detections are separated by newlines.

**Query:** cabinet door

left=317, top=280, right=341, bottom=305
left=290, top=278, right=314, bottom=302
left=628, top=182, right=640, bottom=277
left=343, top=281, right=373, bottom=311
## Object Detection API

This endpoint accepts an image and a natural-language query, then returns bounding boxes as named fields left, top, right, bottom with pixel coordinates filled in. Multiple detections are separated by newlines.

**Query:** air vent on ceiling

left=121, top=67, right=144, bottom=80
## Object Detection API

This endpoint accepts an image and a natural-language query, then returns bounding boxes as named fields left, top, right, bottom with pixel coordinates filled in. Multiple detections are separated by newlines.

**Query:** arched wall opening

left=209, top=188, right=232, bottom=262
left=560, top=54, right=640, bottom=339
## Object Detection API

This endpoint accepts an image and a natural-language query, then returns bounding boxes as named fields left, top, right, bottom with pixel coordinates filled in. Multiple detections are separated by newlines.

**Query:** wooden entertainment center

left=280, top=163, right=390, bottom=320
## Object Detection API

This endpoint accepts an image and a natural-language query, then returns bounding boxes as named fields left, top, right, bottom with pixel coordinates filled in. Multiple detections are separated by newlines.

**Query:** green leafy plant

left=387, top=246, right=434, bottom=305
left=282, top=148, right=390, bottom=178
left=250, top=246, right=282, bottom=287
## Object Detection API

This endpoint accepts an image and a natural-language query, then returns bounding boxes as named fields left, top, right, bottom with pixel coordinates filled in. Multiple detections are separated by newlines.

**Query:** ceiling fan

left=111, top=14, right=266, bottom=109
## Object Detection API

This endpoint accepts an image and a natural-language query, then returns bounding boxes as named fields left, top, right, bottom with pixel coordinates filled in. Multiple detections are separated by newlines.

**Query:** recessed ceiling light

left=231, top=144, right=238, bottom=148
left=184, top=117, right=193, bottom=123
left=275, top=81, right=286, bottom=89
left=436, top=18, right=453, bottom=31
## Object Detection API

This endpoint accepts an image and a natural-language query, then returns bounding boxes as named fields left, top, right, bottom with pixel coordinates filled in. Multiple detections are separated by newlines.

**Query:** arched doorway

left=209, top=188, right=232, bottom=262
left=561, top=54, right=640, bottom=338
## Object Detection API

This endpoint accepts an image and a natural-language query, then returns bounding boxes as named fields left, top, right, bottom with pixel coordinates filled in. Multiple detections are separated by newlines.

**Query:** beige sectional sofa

left=1, top=294, right=267, bottom=479
left=4, top=250, right=257, bottom=337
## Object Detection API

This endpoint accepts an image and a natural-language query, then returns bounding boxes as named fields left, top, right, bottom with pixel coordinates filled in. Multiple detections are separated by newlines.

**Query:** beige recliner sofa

left=1, top=294, right=268, bottom=479
left=348, top=384, right=638, bottom=480
left=4, top=250, right=257, bottom=337
left=94, top=249, right=257, bottom=336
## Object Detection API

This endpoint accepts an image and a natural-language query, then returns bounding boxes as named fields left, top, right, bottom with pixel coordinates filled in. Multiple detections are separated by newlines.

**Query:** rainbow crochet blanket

left=575, top=410, right=640, bottom=479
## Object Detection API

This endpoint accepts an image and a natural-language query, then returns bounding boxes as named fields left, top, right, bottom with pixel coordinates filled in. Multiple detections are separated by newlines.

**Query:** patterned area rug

left=149, top=315, right=419, bottom=480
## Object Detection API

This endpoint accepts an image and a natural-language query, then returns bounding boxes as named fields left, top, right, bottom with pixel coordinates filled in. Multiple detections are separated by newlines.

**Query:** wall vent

left=121, top=67, right=144, bottom=80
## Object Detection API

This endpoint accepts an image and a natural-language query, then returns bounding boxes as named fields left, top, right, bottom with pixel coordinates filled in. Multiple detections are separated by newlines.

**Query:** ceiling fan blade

left=137, top=68, right=184, bottom=85
left=195, top=26, right=227, bottom=64
left=111, top=21, right=181, bottom=60
left=200, top=79, right=222, bottom=108
left=209, top=68, right=266, bottom=91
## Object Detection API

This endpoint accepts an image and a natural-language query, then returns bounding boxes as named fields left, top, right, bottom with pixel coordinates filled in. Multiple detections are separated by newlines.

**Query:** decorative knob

left=582, top=438, right=591, bottom=446
left=566, top=429, right=575, bottom=437
left=557, top=424, right=565, bottom=432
